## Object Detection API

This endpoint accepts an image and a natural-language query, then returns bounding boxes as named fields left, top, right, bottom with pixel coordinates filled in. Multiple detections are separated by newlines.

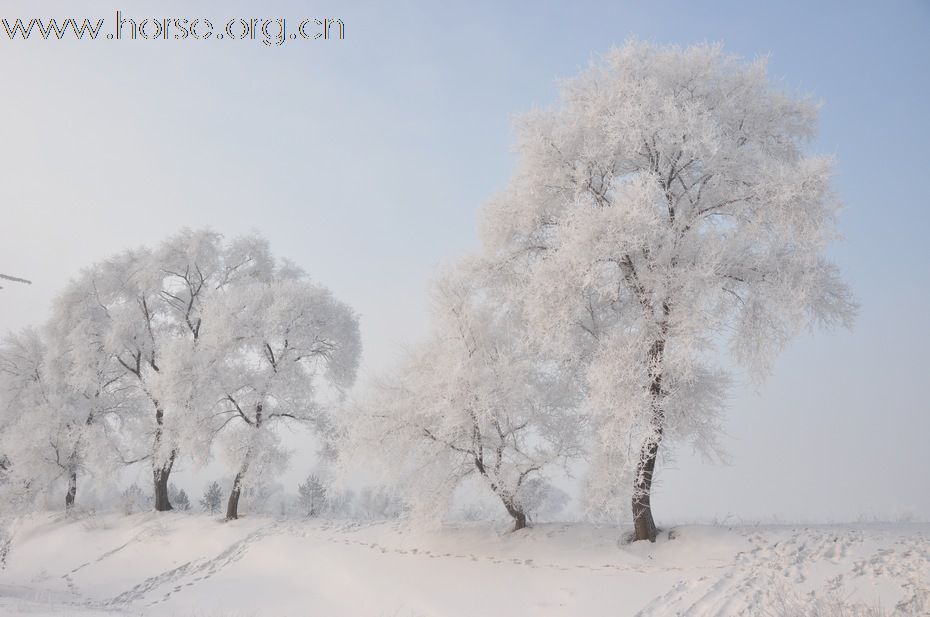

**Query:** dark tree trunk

left=153, top=450, right=176, bottom=512
left=475, top=456, right=526, bottom=531
left=153, top=465, right=173, bottom=511
left=632, top=336, right=666, bottom=543
left=226, top=482, right=241, bottom=521
left=65, top=413, right=93, bottom=511
left=225, top=473, right=242, bottom=521
left=65, top=470, right=77, bottom=510
left=632, top=432, right=662, bottom=542
left=225, top=458, right=250, bottom=521
left=472, top=455, right=529, bottom=532
left=227, top=418, right=260, bottom=521
left=504, top=501, right=528, bottom=531
left=151, top=401, right=177, bottom=511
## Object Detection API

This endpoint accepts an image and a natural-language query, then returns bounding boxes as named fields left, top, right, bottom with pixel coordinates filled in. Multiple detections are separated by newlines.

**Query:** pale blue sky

left=1, top=0, right=928, bottom=522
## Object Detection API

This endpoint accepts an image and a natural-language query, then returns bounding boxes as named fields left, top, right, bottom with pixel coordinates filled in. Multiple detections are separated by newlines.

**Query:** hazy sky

left=1, top=0, right=928, bottom=523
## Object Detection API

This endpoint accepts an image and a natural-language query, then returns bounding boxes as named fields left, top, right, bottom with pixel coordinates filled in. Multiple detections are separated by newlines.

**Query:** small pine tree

left=297, top=474, right=327, bottom=517
left=175, top=489, right=191, bottom=511
left=199, top=481, right=224, bottom=515
left=168, top=483, right=192, bottom=511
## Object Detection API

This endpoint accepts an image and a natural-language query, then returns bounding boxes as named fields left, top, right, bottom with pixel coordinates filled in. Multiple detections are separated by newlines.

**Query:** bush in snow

left=767, top=588, right=887, bottom=617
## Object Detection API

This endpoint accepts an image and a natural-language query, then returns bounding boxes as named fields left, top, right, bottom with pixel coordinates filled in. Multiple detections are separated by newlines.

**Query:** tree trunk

left=631, top=432, right=661, bottom=542
left=65, top=413, right=94, bottom=511
left=153, top=448, right=177, bottom=512
left=153, top=463, right=173, bottom=511
left=504, top=501, right=528, bottom=531
left=65, top=470, right=77, bottom=510
left=152, top=403, right=176, bottom=512
left=226, top=457, right=250, bottom=521
left=226, top=482, right=241, bottom=521
left=632, top=336, right=666, bottom=543
left=473, top=457, right=529, bottom=532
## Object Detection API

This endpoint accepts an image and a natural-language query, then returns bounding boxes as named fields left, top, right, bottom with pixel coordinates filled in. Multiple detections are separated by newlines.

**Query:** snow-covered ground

left=0, top=513, right=927, bottom=616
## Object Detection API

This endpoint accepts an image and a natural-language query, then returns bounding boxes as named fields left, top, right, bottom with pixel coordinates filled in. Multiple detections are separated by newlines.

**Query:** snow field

left=1, top=513, right=927, bottom=616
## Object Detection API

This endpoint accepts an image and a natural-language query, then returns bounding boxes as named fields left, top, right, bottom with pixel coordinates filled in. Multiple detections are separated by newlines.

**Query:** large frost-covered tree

left=49, top=229, right=276, bottom=510
left=345, top=263, right=582, bottom=531
left=480, top=42, right=856, bottom=541
left=193, top=276, right=361, bottom=521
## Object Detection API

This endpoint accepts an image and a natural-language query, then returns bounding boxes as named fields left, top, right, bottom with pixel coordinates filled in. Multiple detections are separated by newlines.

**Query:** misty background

left=1, top=0, right=928, bottom=522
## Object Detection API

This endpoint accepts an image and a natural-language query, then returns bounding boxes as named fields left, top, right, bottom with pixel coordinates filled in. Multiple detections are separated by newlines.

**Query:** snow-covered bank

left=1, top=513, right=927, bottom=616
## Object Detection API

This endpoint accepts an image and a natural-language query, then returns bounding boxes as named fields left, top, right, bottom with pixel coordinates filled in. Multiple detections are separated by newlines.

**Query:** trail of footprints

left=853, top=534, right=930, bottom=614
left=284, top=521, right=684, bottom=575
left=68, top=520, right=676, bottom=610
left=59, top=530, right=154, bottom=601
left=115, top=524, right=280, bottom=608
left=52, top=522, right=930, bottom=614
left=635, top=527, right=930, bottom=616
left=55, top=523, right=279, bottom=610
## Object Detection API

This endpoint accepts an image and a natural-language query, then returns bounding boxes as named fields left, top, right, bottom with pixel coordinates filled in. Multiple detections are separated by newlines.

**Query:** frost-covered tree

left=0, top=327, right=123, bottom=510
left=480, top=41, right=856, bottom=540
left=345, top=263, right=582, bottom=531
left=50, top=229, right=275, bottom=511
left=0, top=330, right=49, bottom=508
left=297, top=474, right=327, bottom=517
left=200, top=480, right=224, bottom=514
left=0, top=330, right=48, bottom=512
left=194, top=276, right=361, bottom=521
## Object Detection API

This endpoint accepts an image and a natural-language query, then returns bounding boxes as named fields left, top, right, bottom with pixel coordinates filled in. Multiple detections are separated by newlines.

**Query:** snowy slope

left=0, top=513, right=927, bottom=616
